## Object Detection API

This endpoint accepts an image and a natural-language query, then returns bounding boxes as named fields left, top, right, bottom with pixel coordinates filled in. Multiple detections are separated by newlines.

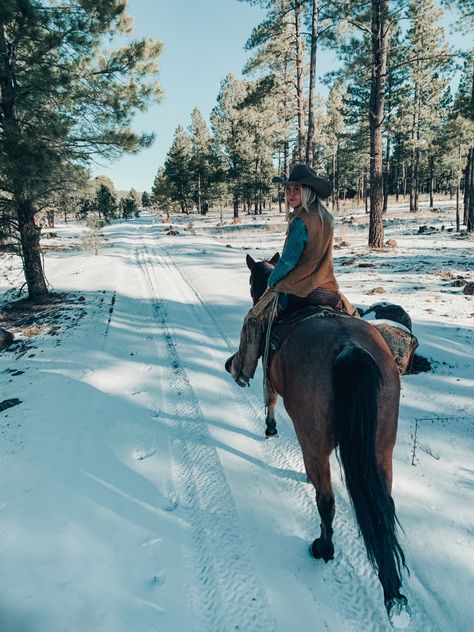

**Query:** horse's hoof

left=265, top=426, right=278, bottom=437
left=309, top=539, right=334, bottom=563
left=385, top=594, right=411, bottom=629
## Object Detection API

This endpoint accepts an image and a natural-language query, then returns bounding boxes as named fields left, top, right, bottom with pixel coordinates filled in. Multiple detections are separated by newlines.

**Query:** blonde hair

left=301, top=185, right=318, bottom=212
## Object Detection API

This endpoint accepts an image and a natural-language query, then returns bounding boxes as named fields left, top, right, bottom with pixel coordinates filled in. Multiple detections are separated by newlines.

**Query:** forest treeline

left=0, top=0, right=473, bottom=300
left=153, top=0, right=473, bottom=249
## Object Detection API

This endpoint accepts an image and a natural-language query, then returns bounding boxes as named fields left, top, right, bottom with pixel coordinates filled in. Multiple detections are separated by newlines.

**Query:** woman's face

left=285, top=184, right=302, bottom=209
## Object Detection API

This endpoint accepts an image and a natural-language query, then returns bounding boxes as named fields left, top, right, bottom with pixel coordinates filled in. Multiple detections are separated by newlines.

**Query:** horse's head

left=246, top=252, right=280, bottom=305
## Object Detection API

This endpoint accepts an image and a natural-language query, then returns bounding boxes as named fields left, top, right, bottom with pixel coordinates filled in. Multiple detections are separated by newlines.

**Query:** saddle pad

left=270, top=306, right=349, bottom=352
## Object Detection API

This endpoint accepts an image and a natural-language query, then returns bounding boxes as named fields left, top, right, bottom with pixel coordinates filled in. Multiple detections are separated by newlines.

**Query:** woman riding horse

left=225, top=163, right=356, bottom=387
left=225, top=165, right=411, bottom=627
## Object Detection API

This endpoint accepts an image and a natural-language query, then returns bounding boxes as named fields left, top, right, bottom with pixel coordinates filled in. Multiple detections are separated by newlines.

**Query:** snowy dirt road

left=0, top=213, right=472, bottom=631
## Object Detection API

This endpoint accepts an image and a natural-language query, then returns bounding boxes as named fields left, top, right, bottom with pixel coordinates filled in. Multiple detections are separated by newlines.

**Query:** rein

left=262, top=292, right=279, bottom=411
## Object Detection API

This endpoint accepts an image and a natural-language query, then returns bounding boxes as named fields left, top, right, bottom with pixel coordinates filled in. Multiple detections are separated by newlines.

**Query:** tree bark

left=364, top=173, right=369, bottom=214
left=197, top=173, right=201, bottom=213
left=429, top=155, right=434, bottom=208
left=466, top=147, right=474, bottom=230
left=394, top=160, right=399, bottom=201
left=233, top=198, right=239, bottom=219
left=467, top=60, right=474, bottom=231
left=368, top=0, right=389, bottom=247
left=383, top=135, right=390, bottom=213
left=17, top=198, right=48, bottom=299
left=305, top=0, right=319, bottom=166
left=294, top=1, right=306, bottom=162
left=456, top=170, right=460, bottom=232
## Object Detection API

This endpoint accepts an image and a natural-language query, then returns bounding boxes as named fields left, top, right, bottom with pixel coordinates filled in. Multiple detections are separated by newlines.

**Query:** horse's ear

left=246, top=254, right=256, bottom=271
left=269, top=252, right=280, bottom=266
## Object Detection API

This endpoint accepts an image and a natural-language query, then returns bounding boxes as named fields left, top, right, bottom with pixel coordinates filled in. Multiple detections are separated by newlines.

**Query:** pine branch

left=389, top=52, right=459, bottom=73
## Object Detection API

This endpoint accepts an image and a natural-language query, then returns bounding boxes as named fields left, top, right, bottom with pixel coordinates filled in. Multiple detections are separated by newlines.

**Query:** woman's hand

left=251, top=287, right=278, bottom=317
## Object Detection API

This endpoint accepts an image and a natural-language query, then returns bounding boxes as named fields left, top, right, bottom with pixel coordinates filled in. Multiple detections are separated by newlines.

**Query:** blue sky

left=93, top=0, right=468, bottom=194
left=92, top=0, right=266, bottom=192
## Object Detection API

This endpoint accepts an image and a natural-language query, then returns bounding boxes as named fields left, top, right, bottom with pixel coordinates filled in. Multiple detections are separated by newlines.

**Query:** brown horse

left=246, top=254, right=410, bottom=628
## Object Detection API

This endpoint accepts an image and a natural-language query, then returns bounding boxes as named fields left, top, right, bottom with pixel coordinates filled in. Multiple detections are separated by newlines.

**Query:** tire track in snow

left=143, top=235, right=385, bottom=628
left=151, top=233, right=437, bottom=631
left=134, top=236, right=277, bottom=632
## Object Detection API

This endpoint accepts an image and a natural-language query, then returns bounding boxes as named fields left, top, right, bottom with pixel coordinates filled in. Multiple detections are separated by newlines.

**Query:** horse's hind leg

left=264, top=379, right=278, bottom=437
left=306, top=456, right=335, bottom=562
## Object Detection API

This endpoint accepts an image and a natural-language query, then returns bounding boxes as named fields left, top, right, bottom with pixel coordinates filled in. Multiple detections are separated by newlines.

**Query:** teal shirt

left=268, top=217, right=308, bottom=288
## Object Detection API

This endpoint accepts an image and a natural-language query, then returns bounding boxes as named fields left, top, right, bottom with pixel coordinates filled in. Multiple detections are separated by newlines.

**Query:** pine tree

left=455, top=53, right=474, bottom=228
left=188, top=108, right=214, bottom=214
left=325, top=22, right=372, bottom=207
left=141, top=191, right=151, bottom=208
left=0, top=1, right=162, bottom=298
left=240, top=0, right=308, bottom=164
left=329, top=0, right=393, bottom=245
left=211, top=75, right=254, bottom=218
left=443, top=0, right=473, bottom=229
left=121, top=196, right=138, bottom=220
left=402, top=0, right=452, bottom=211
left=151, top=167, right=177, bottom=216
left=164, top=126, right=193, bottom=213
left=95, top=184, right=117, bottom=224
left=324, top=80, right=348, bottom=210
left=434, top=52, right=474, bottom=228
left=129, top=188, right=142, bottom=207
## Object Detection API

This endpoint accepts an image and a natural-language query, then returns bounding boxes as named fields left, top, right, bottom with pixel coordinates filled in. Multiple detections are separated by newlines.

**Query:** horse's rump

left=270, top=311, right=399, bottom=400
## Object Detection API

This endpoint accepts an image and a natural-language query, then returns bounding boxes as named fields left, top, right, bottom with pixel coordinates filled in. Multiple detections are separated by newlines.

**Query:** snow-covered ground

left=0, top=204, right=473, bottom=631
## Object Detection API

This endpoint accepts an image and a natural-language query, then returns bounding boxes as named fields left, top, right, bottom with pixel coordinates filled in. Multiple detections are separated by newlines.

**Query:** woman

left=226, top=163, right=356, bottom=387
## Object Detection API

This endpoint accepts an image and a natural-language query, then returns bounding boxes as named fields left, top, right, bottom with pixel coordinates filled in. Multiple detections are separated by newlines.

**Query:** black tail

left=333, top=343, right=407, bottom=599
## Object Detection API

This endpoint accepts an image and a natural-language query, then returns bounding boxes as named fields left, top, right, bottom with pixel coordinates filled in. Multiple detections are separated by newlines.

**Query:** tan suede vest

left=274, top=203, right=339, bottom=298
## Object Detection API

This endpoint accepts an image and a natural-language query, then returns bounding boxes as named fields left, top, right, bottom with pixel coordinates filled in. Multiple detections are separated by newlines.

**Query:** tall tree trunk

left=456, top=167, right=460, bottom=232
left=233, top=198, right=239, bottom=219
left=17, top=198, right=48, bottom=299
left=331, top=146, right=336, bottom=211
left=0, top=26, right=48, bottom=299
left=429, top=155, right=434, bottom=208
left=395, top=160, right=399, bottom=201
left=383, top=72, right=393, bottom=214
left=409, top=156, right=415, bottom=210
left=294, top=1, right=306, bottom=162
left=305, top=0, right=318, bottom=165
left=277, top=145, right=283, bottom=213
left=284, top=140, right=290, bottom=214
left=368, top=0, right=389, bottom=247
left=414, top=147, right=419, bottom=211
left=409, top=85, right=419, bottom=211
left=466, top=147, right=474, bottom=230
left=364, top=173, right=369, bottom=213
left=467, top=60, right=474, bottom=231
left=383, top=134, right=390, bottom=213
left=197, top=173, right=201, bottom=214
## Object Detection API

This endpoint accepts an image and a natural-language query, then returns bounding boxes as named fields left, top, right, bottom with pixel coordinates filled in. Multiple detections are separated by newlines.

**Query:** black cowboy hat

left=272, top=163, right=332, bottom=199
